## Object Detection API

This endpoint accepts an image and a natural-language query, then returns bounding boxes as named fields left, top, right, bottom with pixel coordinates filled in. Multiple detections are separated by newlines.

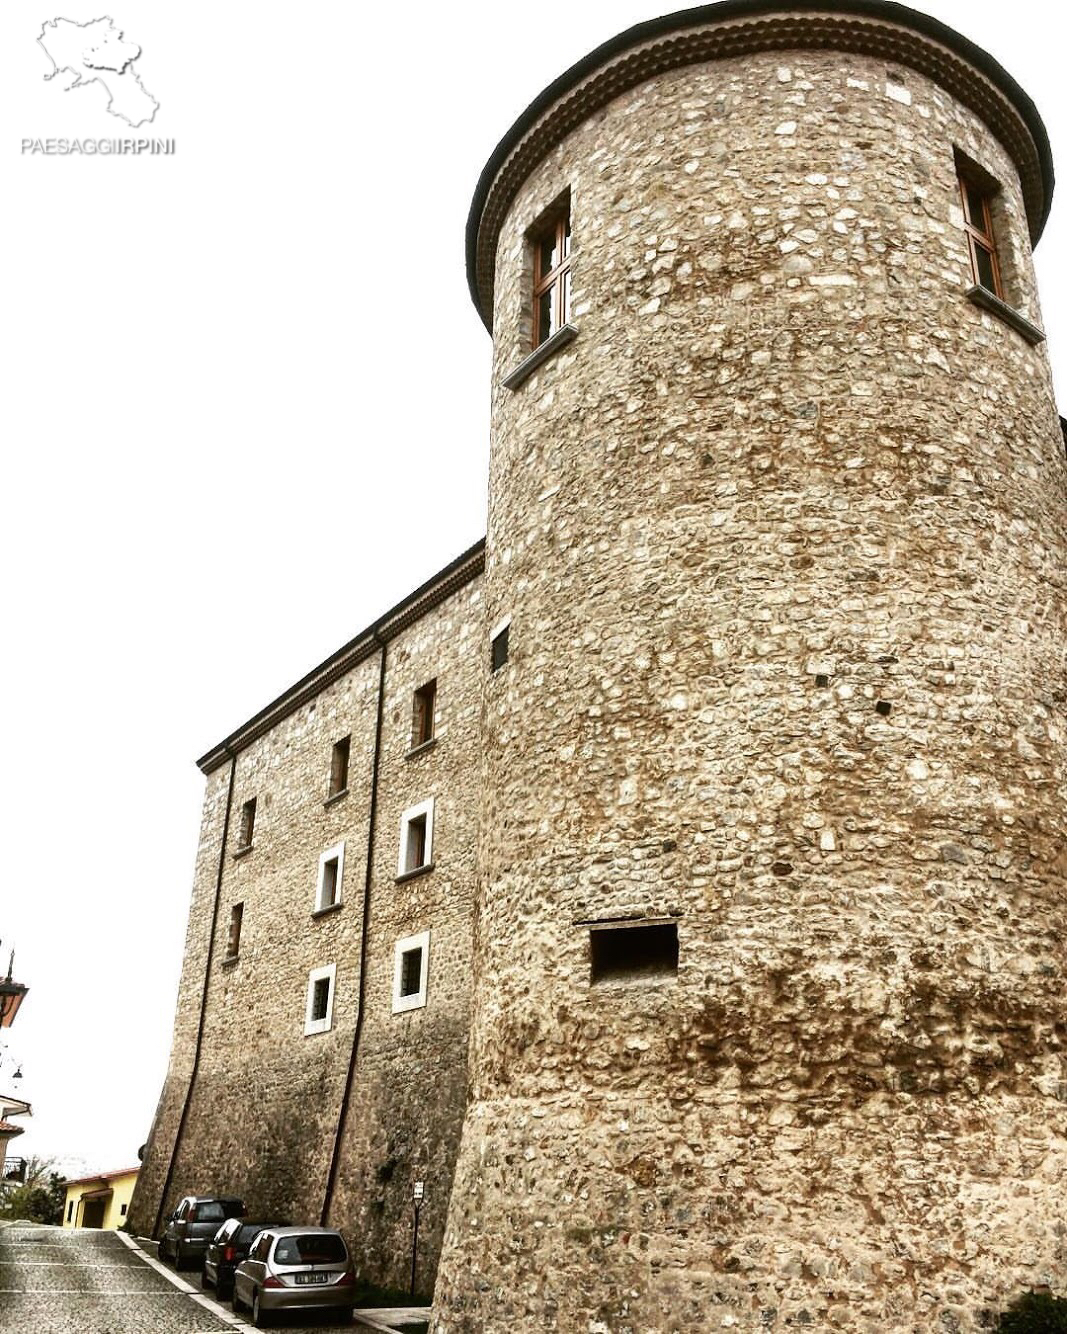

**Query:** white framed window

left=392, top=930, right=430, bottom=1014
left=397, top=798, right=434, bottom=877
left=315, top=841, right=345, bottom=912
left=304, top=963, right=336, bottom=1035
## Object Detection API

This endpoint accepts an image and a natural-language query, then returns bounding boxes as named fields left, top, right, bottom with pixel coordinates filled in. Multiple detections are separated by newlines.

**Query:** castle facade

left=131, top=4, right=1067, bottom=1330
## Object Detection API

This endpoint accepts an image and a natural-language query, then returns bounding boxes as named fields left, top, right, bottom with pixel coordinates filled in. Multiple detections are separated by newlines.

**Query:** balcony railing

left=2, top=1156, right=27, bottom=1183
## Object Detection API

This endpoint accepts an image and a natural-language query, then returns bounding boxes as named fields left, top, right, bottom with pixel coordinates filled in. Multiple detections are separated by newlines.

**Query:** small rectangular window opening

left=412, top=680, right=437, bottom=748
left=405, top=815, right=427, bottom=872
left=315, top=842, right=345, bottom=911
left=491, top=624, right=510, bottom=673
left=329, top=736, right=350, bottom=797
left=590, top=922, right=679, bottom=985
left=305, top=963, right=336, bottom=1034
left=321, top=857, right=339, bottom=907
left=120, top=1203, right=128, bottom=1216
left=311, top=976, right=330, bottom=1022
left=958, top=165, right=1002, bottom=299
left=400, top=947, right=424, bottom=998
left=392, top=930, right=430, bottom=1013
left=238, top=797, right=256, bottom=849
left=226, top=903, right=243, bottom=959
left=531, top=199, right=572, bottom=349
left=67, top=1201, right=73, bottom=1222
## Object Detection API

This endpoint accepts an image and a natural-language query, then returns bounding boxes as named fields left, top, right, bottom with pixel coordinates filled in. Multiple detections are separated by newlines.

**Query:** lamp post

left=0, top=949, right=28, bottom=1029
left=410, top=1181, right=424, bottom=1299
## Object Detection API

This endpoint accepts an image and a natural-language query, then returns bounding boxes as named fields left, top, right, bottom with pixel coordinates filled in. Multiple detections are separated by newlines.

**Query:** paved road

left=0, top=1222, right=425, bottom=1332
left=0, top=1221, right=233, bottom=1332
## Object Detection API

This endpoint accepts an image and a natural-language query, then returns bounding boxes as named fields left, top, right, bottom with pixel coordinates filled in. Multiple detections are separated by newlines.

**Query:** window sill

left=232, top=844, right=254, bottom=860
left=502, top=323, right=579, bottom=390
left=221, top=954, right=239, bottom=968
left=966, top=285, right=1045, bottom=345
left=405, top=738, right=437, bottom=761
left=395, top=862, right=434, bottom=885
left=324, top=789, right=348, bottom=808
left=312, top=902, right=343, bottom=920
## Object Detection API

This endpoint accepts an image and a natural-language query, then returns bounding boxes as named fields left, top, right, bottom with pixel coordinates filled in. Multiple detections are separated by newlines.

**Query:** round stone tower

left=435, top=4, right=1066, bottom=1330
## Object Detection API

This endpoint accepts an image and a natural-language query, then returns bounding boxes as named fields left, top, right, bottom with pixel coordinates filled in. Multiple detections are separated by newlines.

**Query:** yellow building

left=63, top=1168, right=139, bottom=1230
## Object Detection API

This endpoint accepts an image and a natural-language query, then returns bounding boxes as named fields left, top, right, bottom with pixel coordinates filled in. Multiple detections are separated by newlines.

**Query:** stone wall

left=130, top=568, right=484, bottom=1298
left=433, top=38, right=1067, bottom=1334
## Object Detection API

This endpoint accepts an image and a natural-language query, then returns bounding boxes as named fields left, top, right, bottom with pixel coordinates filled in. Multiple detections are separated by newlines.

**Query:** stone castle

left=129, top=2, right=1067, bottom=1329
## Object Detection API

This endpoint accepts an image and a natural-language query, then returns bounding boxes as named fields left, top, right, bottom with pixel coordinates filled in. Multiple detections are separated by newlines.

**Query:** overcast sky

left=1, top=0, right=1063, bottom=1179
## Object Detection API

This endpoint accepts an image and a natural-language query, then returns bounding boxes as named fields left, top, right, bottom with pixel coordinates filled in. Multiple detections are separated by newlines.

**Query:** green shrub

left=998, top=1291, right=1067, bottom=1332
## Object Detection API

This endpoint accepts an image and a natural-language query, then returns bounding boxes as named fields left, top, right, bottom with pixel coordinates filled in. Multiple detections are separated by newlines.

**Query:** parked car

left=232, top=1226, right=356, bottom=1326
left=160, top=1195, right=245, bottom=1270
left=201, top=1217, right=288, bottom=1300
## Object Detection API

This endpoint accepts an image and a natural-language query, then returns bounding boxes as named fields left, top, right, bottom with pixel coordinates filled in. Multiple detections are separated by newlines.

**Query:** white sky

left=1, top=1, right=1063, bottom=1178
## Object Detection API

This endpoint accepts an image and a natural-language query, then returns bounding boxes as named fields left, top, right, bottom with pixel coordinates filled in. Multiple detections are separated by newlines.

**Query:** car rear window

left=273, top=1234, right=347, bottom=1266
left=193, top=1203, right=226, bottom=1222
left=238, top=1224, right=276, bottom=1244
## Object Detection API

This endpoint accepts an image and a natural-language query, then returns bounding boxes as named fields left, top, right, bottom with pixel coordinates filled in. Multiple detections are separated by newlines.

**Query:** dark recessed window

left=120, top=1203, right=127, bottom=1216
left=321, top=856, right=339, bottom=907
left=67, top=1201, right=73, bottom=1222
left=399, top=947, right=424, bottom=998
left=405, top=815, right=427, bottom=873
left=412, top=680, right=437, bottom=748
left=226, top=903, right=243, bottom=959
left=531, top=203, right=571, bottom=349
left=311, top=977, right=330, bottom=1023
left=491, top=624, right=510, bottom=673
left=329, top=736, right=350, bottom=797
left=238, top=797, right=256, bottom=849
left=589, top=922, right=679, bottom=985
left=959, top=169, right=1002, bottom=298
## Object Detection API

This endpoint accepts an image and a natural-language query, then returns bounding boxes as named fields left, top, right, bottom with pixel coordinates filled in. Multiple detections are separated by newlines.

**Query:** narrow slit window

left=491, top=622, right=510, bottom=673
left=958, top=169, right=1002, bottom=299
left=531, top=203, right=571, bottom=348
left=392, top=930, right=430, bottom=1013
left=226, top=903, right=243, bottom=959
left=238, top=797, right=256, bottom=849
left=315, top=842, right=345, bottom=912
left=406, top=815, right=427, bottom=871
left=412, top=680, right=437, bottom=748
left=589, top=922, right=679, bottom=985
left=311, top=977, right=330, bottom=1021
left=329, top=736, right=350, bottom=797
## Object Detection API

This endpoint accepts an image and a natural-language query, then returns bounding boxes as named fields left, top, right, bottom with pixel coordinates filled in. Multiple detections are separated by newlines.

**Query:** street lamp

left=0, top=950, right=28, bottom=1029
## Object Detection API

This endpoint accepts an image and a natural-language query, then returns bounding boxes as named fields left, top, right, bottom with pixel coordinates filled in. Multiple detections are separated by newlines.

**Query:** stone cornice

left=196, top=539, right=486, bottom=775
left=466, top=1, right=1054, bottom=331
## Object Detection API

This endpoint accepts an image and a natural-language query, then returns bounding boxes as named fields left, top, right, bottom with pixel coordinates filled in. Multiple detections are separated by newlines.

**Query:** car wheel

left=231, top=1284, right=243, bottom=1314
left=252, top=1288, right=271, bottom=1328
left=200, top=1265, right=211, bottom=1290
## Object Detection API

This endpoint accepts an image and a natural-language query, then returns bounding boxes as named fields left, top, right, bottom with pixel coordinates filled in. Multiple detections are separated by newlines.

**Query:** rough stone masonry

left=133, top=4, right=1067, bottom=1332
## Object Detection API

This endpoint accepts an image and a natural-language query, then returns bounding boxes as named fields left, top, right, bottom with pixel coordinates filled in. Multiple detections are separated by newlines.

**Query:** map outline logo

left=38, top=15, right=160, bottom=128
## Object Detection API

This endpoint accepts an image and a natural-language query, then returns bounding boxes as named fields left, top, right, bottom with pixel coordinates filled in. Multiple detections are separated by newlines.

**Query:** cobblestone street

left=0, top=1222, right=234, bottom=1332
left=0, top=1223, right=416, bottom=1333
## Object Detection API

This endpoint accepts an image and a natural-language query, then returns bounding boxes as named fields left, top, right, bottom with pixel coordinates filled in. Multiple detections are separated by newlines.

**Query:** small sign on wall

left=413, top=1181, right=425, bottom=1201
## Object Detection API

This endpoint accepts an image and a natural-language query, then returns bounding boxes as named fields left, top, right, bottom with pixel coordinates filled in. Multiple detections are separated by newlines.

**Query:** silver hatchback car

left=231, top=1226, right=356, bottom=1326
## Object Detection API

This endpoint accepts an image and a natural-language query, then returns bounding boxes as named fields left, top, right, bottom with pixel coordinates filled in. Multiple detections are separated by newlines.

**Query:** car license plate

left=295, top=1273, right=329, bottom=1285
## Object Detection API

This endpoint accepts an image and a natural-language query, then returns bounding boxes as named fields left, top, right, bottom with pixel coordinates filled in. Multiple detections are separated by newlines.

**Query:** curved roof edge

left=465, top=0, right=1055, bottom=330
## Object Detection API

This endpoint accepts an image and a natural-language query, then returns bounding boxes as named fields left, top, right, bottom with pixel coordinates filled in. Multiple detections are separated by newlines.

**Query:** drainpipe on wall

left=321, top=628, right=388, bottom=1225
left=152, top=748, right=237, bottom=1239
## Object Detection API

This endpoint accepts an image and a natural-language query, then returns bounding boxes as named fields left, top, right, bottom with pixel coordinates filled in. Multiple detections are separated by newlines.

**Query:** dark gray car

left=232, top=1226, right=356, bottom=1326
left=160, top=1195, right=245, bottom=1270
